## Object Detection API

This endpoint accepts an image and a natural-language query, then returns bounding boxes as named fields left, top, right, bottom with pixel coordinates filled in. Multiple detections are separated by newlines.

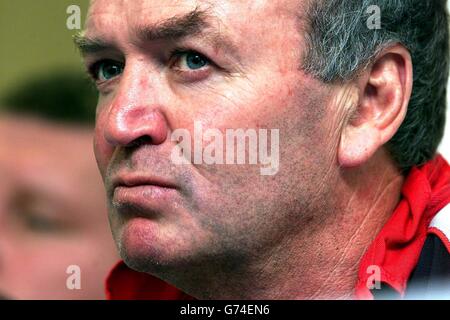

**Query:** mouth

left=110, top=174, right=179, bottom=216
left=112, top=173, right=178, bottom=190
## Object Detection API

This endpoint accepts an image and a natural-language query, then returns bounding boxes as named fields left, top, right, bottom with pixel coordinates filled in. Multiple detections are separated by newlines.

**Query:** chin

left=116, top=216, right=193, bottom=275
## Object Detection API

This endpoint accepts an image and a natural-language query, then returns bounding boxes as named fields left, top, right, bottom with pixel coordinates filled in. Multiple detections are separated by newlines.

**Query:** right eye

left=22, top=211, right=62, bottom=233
left=90, top=60, right=124, bottom=82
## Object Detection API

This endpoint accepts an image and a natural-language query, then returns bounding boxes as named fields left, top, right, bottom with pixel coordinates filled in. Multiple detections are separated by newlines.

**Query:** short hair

left=303, top=0, right=449, bottom=171
left=1, top=70, right=97, bottom=126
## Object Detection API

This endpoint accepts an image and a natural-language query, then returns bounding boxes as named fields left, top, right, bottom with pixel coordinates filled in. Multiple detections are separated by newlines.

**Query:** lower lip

left=112, top=185, right=177, bottom=214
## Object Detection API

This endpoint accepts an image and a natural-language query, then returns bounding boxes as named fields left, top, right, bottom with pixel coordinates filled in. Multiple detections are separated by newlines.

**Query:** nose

left=104, top=106, right=169, bottom=147
left=103, top=66, right=170, bottom=148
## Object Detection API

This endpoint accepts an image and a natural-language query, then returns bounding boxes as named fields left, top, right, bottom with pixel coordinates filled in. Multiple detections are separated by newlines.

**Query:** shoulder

left=406, top=203, right=450, bottom=299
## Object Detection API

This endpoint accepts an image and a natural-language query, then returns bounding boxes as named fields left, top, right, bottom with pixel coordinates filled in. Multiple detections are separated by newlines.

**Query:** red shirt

left=105, top=155, right=450, bottom=300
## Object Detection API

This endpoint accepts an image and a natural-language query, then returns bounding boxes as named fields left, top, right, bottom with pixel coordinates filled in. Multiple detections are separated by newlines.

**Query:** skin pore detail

left=81, top=0, right=410, bottom=299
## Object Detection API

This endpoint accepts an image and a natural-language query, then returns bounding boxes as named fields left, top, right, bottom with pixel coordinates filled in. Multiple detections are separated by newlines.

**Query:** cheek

left=93, top=137, right=108, bottom=177
left=93, top=118, right=113, bottom=176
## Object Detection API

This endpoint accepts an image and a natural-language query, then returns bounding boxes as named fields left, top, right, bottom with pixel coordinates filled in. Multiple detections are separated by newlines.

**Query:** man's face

left=0, top=116, right=117, bottom=299
left=88, top=0, right=340, bottom=281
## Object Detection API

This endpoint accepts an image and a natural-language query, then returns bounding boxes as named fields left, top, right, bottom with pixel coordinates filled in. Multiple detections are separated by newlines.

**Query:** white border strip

left=429, top=203, right=450, bottom=241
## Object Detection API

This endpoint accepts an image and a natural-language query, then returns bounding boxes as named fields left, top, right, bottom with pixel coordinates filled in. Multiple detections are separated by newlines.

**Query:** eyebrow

left=134, top=7, right=209, bottom=42
left=74, top=7, right=238, bottom=56
left=74, top=31, right=112, bottom=55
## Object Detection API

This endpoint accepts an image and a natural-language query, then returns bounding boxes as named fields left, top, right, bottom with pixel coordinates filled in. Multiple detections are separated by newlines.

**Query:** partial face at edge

left=0, top=116, right=118, bottom=299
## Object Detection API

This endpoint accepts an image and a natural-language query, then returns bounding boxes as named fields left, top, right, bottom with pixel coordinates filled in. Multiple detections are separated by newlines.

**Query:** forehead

left=0, top=117, right=106, bottom=223
left=0, top=117, right=96, bottom=178
left=86, top=0, right=301, bottom=37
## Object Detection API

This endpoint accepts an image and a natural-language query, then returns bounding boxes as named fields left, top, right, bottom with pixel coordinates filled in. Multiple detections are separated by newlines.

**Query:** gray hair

left=303, top=0, right=449, bottom=171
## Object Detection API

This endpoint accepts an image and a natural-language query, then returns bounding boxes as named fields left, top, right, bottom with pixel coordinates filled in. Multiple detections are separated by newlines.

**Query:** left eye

left=174, top=51, right=209, bottom=71
left=90, top=60, right=124, bottom=82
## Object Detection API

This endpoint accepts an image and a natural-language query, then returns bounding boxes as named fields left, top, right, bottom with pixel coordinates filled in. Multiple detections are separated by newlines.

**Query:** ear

left=338, top=44, right=413, bottom=168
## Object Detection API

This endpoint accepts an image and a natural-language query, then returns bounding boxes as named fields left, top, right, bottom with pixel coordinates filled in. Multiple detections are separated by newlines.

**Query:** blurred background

left=0, top=0, right=90, bottom=102
left=0, top=0, right=449, bottom=300
left=0, top=0, right=119, bottom=300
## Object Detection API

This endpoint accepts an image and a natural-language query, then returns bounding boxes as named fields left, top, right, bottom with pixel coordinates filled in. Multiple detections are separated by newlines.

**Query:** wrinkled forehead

left=85, top=0, right=301, bottom=38
left=88, top=0, right=202, bottom=23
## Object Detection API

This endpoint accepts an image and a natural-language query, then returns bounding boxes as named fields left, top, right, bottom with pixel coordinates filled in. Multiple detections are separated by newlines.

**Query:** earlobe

left=338, top=44, right=413, bottom=169
left=339, top=124, right=381, bottom=167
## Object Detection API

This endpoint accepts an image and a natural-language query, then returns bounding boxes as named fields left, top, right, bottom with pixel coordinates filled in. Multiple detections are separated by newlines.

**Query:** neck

left=178, top=150, right=404, bottom=299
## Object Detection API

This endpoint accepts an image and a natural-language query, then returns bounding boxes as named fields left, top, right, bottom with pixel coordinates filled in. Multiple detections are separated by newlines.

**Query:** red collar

left=105, top=260, right=193, bottom=300
left=105, top=155, right=450, bottom=300
left=355, top=155, right=450, bottom=299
